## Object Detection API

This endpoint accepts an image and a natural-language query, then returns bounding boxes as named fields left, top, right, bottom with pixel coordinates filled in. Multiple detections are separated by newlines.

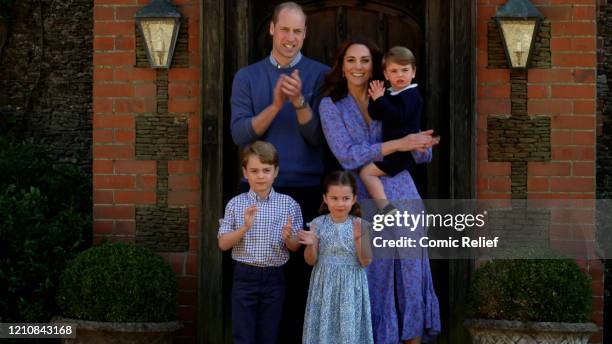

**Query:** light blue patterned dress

left=320, top=96, right=441, bottom=343
left=302, top=214, right=374, bottom=344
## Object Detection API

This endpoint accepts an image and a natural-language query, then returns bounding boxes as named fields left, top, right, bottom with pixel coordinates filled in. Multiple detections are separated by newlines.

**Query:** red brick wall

left=92, top=0, right=201, bottom=342
left=477, top=1, right=603, bottom=342
left=91, top=0, right=604, bottom=342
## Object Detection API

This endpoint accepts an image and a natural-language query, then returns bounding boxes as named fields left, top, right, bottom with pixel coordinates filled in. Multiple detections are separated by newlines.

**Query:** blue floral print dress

left=319, top=95, right=441, bottom=343
left=302, top=214, right=373, bottom=344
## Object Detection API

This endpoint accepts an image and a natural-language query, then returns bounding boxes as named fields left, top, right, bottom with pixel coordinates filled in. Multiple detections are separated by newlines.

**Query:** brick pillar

left=476, top=1, right=602, bottom=342
left=92, top=0, right=201, bottom=342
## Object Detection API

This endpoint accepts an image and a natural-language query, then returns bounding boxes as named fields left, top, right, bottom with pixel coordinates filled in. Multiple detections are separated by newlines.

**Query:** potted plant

left=464, top=255, right=598, bottom=344
left=54, top=242, right=181, bottom=344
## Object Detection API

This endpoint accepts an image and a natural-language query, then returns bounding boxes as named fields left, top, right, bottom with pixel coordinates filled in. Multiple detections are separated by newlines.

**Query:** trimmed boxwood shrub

left=466, top=258, right=592, bottom=323
left=57, top=243, right=178, bottom=322
left=0, top=137, right=90, bottom=322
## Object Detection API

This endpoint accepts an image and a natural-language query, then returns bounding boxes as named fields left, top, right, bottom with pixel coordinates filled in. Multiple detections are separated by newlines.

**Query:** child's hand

left=353, top=218, right=363, bottom=241
left=282, top=216, right=293, bottom=242
left=297, top=228, right=318, bottom=246
left=353, top=218, right=372, bottom=267
left=243, top=205, right=257, bottom=230
left=368, top=80, right=385, bottom=100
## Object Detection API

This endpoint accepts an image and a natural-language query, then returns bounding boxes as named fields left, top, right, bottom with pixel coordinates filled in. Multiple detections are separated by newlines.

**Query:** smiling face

left=384, top=62, right=416, bottom=91
left=269, top=8, right=306, bottom=66
left=342, top=44, right=373, bottom=89
left=243, top=155, right=279, bottom=198
left=323, top=185, right=357, bottom=222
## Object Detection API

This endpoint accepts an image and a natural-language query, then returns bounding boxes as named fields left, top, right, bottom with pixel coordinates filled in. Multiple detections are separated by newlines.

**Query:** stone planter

left=464, top=319, right=598, bottom=344
left=53, top=317, right=182, bottom=344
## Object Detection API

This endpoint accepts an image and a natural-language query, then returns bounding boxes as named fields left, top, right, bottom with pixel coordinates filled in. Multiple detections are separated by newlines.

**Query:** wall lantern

left=494, top=0, right=543, bottom=69
left=135, top=0, right=181, bottom=69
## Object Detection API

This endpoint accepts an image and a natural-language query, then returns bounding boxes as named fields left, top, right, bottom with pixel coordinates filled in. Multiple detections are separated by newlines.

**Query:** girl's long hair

left=319, top=37, right=383, bottom=102
left=319, top=170, right=361, bottom=217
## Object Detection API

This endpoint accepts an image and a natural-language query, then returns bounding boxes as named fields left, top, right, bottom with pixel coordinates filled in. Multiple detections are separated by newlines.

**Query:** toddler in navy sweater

left=362, top=46, right=423, bottom=213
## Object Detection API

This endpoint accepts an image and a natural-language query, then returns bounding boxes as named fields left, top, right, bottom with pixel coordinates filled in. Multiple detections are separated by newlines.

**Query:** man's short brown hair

left=271, top=1, right=306, bottom=24
left=241, top=141, right=279, bottom=168
left=382, top=46, right=416, bottom=69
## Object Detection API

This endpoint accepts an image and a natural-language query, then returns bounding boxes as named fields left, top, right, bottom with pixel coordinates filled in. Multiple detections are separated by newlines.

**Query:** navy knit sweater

left=230, top=56, right=329, bottom=187
left=367, top=84, right=422, bottom=141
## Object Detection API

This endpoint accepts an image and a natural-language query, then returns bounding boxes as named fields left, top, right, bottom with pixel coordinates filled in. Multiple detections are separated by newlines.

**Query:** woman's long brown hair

left=319, top=170, right=361, bottom=217
left=319, top=37, right=383, bottom=102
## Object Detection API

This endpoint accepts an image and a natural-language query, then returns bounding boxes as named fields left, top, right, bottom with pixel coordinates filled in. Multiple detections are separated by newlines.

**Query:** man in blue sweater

left=230, top=2, right=330, bottom=343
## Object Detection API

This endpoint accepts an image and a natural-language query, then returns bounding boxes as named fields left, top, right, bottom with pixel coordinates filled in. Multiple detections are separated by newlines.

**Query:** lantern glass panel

left=141, top=18, right=176, bottom=68
left=499, top=19, right=537, bottom=68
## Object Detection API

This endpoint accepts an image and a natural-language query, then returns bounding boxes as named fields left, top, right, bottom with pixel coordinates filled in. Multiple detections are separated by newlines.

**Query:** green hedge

left=467, top=258, right=592, bottom=323
left=57, top=243, right=178, bottom=322
left=0, top=138, right=90, bottom=322
left=0, top=137, right=90, bottom=214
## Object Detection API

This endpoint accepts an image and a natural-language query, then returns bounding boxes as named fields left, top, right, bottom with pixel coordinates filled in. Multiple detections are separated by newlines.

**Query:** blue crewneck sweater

left=230, top=56, right=330, bottom=187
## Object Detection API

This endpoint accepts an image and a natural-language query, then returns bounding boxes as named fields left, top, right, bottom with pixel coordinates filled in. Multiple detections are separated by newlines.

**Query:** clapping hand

left=353, top=218, right=363, bottom=242
left=297, top=226, right=318, bottom=246
left=282, top=216, right=293, bottom=243
left=353, top=218, right=372, bottom=267
left=368, top=80, right=385, bottom=100
left=281, top=69, right=304, bottom=105
left=243, top=205, right=257, bottom=230
left=272, top=77, right=288, bottom=109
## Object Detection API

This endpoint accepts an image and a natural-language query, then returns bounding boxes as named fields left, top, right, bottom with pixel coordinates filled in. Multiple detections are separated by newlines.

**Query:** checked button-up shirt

left=218, top=188, right=303, bottom=267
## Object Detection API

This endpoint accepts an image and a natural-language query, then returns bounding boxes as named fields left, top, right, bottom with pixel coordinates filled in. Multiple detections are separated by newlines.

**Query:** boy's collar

left=388, top=83, right=418, bottom=95
left=247, top=187, right=276, bottom=201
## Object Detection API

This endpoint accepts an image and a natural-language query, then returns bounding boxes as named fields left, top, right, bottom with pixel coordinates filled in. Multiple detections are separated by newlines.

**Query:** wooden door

left=252, top=1, right=425, bottom=71
left=251, top=1, right=430, bottom=194
left=201, top=1, right=476, bottom=343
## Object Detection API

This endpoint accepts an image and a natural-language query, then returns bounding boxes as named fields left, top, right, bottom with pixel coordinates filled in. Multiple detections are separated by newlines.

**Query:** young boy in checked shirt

left=218, top=140, right=302, bottom=344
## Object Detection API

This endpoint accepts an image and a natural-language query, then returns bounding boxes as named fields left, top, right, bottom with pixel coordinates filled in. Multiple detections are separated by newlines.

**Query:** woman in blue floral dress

left=318, top=38, right=441, bottom=344
left=298, top=171, right=373, bottom=344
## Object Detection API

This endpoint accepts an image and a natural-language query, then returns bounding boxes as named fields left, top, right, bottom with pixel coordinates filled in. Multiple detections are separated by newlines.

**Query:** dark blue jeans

left=232, top=262, right=285, bottom=344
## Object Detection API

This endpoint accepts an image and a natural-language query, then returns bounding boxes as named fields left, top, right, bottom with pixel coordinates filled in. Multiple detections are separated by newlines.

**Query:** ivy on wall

left=0, top=0, right=93, bottom=172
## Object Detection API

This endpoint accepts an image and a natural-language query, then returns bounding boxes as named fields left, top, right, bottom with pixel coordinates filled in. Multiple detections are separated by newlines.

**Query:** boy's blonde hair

left=241, top=141, right=279, bottom=168
left=382, top=46, right=416, bottom=69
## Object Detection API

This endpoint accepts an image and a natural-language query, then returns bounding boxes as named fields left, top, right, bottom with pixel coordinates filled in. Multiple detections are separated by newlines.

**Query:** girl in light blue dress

left=298, top=171, right=373, bottom=344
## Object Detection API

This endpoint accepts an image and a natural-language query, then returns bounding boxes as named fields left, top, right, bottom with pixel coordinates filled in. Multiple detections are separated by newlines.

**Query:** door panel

left=253, top=2, right=424, bottom=74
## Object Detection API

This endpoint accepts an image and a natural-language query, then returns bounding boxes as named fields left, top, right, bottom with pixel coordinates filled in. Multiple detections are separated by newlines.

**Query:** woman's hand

left=396, top=130, right=439, bottom=152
